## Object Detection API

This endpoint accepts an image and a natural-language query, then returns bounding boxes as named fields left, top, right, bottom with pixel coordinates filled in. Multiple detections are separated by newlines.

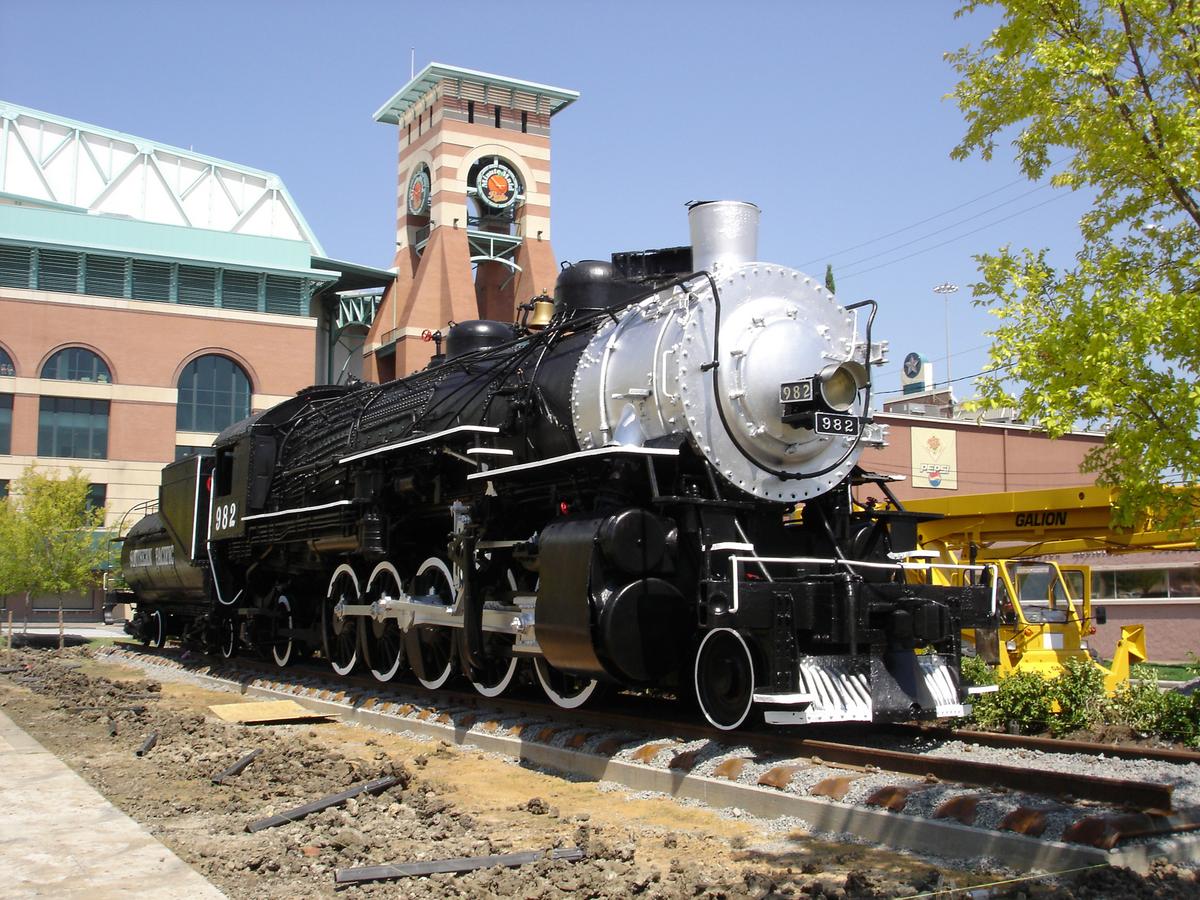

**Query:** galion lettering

left=1014, top=511, right=1068, bottom=528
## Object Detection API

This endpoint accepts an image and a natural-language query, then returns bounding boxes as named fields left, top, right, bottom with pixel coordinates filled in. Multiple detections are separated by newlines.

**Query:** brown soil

left=1, top=646, right=1195, bottom=899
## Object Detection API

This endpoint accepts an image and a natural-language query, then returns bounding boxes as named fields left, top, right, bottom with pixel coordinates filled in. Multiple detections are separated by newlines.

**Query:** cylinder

left=687, top=200, right=760, bottom=273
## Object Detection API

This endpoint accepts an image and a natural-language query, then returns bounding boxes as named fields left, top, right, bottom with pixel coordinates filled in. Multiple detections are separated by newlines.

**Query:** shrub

left=1107, top=665, right=1200, bottom=747
left=972, top=670, right=1053, bottom=734
left=1047, top=657, right=1105, bottom=736
left=960, top=655, right=996, bottom=687
left=1107, top=666, right=1167, bottom=734
left=1156, top=692, right=1200, bottom=748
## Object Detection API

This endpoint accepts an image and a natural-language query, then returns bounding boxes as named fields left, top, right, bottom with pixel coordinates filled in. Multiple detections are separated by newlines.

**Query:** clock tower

left=364, top=64, right=579, bottom=380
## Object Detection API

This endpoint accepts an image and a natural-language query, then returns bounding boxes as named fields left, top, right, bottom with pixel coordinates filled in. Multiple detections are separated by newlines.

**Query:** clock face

left=903, top=352, right=923, bottom=379
left=475, top=160, right=519, bottom=209
left=407, top=165, right=431, bottom=216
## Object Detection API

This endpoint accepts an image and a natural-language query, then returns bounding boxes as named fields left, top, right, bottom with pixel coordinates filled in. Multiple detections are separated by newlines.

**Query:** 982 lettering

left=779, top=380, right=813, bottom=404
left=213, top=501, right=239, bottom=533
left=814, top=412, right=860, bottom=436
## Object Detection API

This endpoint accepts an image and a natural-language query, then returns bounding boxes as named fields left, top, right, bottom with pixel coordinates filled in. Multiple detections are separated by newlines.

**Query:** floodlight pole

left=933, top=282, right=959, bottom=389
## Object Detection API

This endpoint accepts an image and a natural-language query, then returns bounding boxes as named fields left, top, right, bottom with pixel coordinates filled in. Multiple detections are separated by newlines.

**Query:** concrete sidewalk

left=0, top=710, right=225, bottom=899
left=6, top=622, right=128, bottom=643
left=3, top=624, right=127, bottom=643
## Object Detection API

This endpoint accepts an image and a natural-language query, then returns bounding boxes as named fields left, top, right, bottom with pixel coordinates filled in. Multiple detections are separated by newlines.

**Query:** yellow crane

left=899, top=485, right=1186, bottom=692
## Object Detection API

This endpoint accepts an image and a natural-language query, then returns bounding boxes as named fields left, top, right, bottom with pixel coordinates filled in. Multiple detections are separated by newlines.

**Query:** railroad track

left=883, top=722, right=1200, bottom=767
left=86, top=640, right=1200, bottom=862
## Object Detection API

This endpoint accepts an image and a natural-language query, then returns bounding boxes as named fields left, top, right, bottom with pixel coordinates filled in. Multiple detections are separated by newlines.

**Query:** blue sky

left=0, top=1, right=1091, bottom=402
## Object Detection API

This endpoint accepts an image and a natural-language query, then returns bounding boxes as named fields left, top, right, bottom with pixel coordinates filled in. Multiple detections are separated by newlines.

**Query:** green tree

left=0, top=467, right=109, bottom=609
left=824, top=263, right=837, bottom=295
left=948, top=0, right=1200, bottom=527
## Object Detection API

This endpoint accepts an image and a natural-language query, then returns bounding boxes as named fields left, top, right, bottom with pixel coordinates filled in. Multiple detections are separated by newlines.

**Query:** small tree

left=824, top=263, right=837, bottom=295
left=0, top=467, right=109, bottom=610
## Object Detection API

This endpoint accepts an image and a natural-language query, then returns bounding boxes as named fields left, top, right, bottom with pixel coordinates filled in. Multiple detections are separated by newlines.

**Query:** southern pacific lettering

left=1014, top=511, right=1069, bottom=528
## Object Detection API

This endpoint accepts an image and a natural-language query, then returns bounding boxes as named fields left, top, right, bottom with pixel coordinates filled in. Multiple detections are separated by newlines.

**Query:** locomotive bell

left=527, top=296, right=555, bottom=329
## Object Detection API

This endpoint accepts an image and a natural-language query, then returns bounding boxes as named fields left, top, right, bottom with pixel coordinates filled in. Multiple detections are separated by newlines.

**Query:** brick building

left=0, top=102, right=390, bottom=621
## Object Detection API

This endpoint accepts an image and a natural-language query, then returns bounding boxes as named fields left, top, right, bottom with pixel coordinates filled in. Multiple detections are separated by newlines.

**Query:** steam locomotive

left=117, top=201, right=993, bottom=730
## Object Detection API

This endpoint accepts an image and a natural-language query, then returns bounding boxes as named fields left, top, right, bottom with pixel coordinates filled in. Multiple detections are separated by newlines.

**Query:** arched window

left=176, top=355, right=251, bottom=433
left=41, top=347, right=111, bottom=383
left=0, top=346, right=14, bottom=377
left=36, top=348, right=111, bottom=459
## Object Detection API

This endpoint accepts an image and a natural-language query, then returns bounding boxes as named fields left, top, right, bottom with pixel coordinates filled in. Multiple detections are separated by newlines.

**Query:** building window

left=86, top=483, right=107, bottom=511
left=0, top=393, right=11, bottom=455
left=37, top=397, right=109, bottom=459
left=1092, top=565, right=1200, bottom=600
left=177, top=355, right=251, bottom=433
left=37, top=249, right=79, bottom=293
left=131, top=259, right=171, bottom=302
left=0, top=346, right=14, bottom=376
left=221, top=270, right=260, bottom=311
left=494, top=105, right=501, bottom=128
left=83, top=254, right=127, bottom=298
left=0, top=479, right=8, bottom=501
left=467, top=100, right=475, bottom=124
left=521, top=111, right=528, bottom=133
left=175, top=445, right=212, bottom=461
left=0, top=245, right=34, bottom=289
left=41, top=347, right=111, bottom=383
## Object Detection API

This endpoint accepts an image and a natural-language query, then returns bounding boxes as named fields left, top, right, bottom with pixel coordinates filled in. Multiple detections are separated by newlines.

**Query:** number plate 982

left=814, top=413, right=860, bottom=436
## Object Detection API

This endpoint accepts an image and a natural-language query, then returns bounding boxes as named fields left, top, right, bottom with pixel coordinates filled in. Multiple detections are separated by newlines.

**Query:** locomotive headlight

left=818, top=362, right=868, bottom=412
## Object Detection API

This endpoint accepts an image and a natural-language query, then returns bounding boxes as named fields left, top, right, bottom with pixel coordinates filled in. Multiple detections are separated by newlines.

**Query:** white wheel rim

left=325, top=564, right=359, bottom=676
left=471, top=657, right=519, bottom=698
left=365, top=562, right=405, bottom=682
left=414, top=557, right=455, bottom=689
left=271, top=596, right=293, bottom=667
left=470, top=568, right=518, bottom=697
left=534, top=657, right=599, bottom=709
left=220, top=616, right=235, bottom=658
left=415, top=556, right=457, bottom=598
left=416, top=652, right=454, bottom=690
left=151, top=610, right=164, bottom=648
left=695, top=627, right=755, bottom=731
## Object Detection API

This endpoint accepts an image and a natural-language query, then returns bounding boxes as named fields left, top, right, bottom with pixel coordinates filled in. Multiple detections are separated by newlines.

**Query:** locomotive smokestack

left=687, top=200, right=760, bottom=273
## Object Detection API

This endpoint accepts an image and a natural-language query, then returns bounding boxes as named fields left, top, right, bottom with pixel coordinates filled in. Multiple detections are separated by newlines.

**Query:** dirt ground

left=1, top=646, right=1196, bottom=899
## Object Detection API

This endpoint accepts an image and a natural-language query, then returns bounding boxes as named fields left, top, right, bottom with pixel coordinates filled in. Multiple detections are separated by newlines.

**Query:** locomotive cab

left=209, top=429, right=276, bottom=541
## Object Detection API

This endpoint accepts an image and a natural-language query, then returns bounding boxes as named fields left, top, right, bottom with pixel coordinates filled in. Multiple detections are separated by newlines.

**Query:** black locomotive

left=117, top=201, right=993, bottom=729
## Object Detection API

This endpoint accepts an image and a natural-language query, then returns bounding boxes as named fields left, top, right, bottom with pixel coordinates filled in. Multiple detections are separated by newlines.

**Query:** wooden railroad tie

left=335, top=847, right=585, bottom=885
left=245, top=776, right=403, bottom=833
